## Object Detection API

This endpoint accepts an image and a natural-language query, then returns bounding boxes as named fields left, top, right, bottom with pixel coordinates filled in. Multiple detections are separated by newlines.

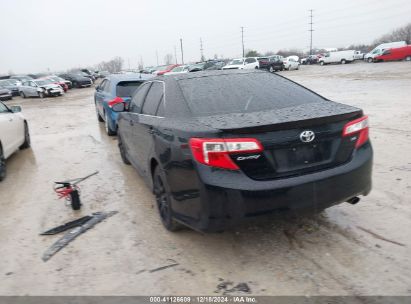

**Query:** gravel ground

left=0, top=61, right=410, bottom=296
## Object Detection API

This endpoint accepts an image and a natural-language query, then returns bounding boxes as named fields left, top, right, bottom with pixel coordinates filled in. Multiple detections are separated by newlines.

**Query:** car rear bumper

left=173, top=143, right=373, bottom=232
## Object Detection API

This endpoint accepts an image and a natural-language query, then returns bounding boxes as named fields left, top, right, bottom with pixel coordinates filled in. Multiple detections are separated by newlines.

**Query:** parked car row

left=0, top=72, right=95, bottom=101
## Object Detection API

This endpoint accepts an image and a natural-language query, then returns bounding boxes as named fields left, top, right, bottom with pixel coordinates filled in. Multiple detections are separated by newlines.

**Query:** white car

left=19, top=79, right=64, bottom=98
left=283, top=57, right=300, bottom=70
left=0, top=102, right=30, bottom=181
left=222, top=57, right=259, bottom=70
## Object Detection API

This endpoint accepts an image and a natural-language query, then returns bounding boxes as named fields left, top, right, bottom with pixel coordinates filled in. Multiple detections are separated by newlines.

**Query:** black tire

left=20, top=91, right=26, bottom=99
left=153, top=166, right=182, bottom=231
left=38, top=91, right=45, bottom=98
left=405, top=56, right=411, bottom=61
left=96, top=103, right=104, bottom=122
left=341, top=59, right=346, bottom=64
left=105, top=111, right=116, bottom=136
left=320, top=61, right=325, bottom=66
left=0, top=145, right=6, bottom=182
left=367, top=57, right=373, bottom=63
left=20, top=122, right=31, bottom=149
left=118, top=135, right=131, bottom=165
left=70, top=190, right=81, bottom=210
left=269, top=66, right=274, bottom=73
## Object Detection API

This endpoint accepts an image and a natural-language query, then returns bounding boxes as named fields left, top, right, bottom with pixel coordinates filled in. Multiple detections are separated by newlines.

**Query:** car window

left=245, top=58, right=256, bottom=63
left=129, top=82, right=151, bottom=113
left=178, top=73, right=324, bottom=117
left=141, top=82, right=164, bottom=116
left=98, top=80, right=107, bottom=91
left=116, top=81, right=143, bottom=97
left=103, top=80, right=111, bottom=93
left=0, top=102, right=9, bottom=113
left=156, top=96, right=165, bottom=117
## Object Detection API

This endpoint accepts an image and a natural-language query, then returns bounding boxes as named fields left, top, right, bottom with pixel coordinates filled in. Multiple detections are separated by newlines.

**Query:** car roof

left=156, top=69, right=267, bottom=81
left=104, top=73, right=154, bottom=82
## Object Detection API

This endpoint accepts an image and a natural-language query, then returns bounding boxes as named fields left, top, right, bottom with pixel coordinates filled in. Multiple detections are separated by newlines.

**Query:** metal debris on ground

left=40, top=216, right=92, bottom=235
left=53, top=171, right=99, bottom=210
left=215, top=280, right=251, bottom=295
left=356, top=226, right=406, bottom=247
left=42, top=211, right=118, bottom=262
left=149, top=259, right=179, bottom=273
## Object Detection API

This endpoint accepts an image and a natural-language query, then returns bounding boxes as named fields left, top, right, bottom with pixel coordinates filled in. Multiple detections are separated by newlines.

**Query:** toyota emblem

left=300, top=130, right=315, bottom=143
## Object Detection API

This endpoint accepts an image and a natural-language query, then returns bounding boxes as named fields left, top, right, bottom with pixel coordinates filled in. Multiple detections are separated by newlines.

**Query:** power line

left=309, top=9, right=314, bottom=55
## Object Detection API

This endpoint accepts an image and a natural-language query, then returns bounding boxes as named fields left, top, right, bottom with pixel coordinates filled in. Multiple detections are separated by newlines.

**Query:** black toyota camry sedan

left=112, top=70, right=372, bottom=232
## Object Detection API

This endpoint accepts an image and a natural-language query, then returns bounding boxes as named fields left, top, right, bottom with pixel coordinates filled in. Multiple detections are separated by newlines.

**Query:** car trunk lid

left=194, top=102, right=363, bottom=180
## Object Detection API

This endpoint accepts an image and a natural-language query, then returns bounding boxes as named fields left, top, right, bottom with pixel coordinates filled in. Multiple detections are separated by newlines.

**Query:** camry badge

left=300, top=130, right=315, bottom=143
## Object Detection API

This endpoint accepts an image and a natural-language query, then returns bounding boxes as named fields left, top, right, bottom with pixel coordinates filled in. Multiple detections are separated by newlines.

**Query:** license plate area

left=272, top=141, right=333, bottom=173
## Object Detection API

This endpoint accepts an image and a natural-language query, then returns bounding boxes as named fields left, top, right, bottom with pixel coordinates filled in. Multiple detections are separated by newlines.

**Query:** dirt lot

left=0, top=62, right=410, bottom=296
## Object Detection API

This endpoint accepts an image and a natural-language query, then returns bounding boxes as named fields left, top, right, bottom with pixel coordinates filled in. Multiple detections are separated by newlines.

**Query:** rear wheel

left=0, top=145, right=6, bottom=182
left=20, top=91, right=26, bottom=98
left=320, top=61, right=325, bottom=66
left=38, top=91, right=45, bottom=98
left=367, top=57, right=373, bottom=63
left=118, top=135, right=131, bottom=165
left=104, top=111, right=116, bottom=136
left=20, top=122, right=31, bottom=149
left=269, top=66, right=274, bottom=73
left=405, top=56, right=411, bottom=61
left=341, top=59, right=346, bottom=64
left=153, top=166, right=182, bottom=232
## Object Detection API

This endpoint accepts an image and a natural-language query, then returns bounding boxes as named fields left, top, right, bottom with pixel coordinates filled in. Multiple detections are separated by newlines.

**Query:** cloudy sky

left=0, top=0, right=410, bottom=74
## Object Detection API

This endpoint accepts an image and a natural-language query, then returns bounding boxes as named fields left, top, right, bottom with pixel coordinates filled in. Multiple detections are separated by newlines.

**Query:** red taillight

left=189, top=138, right=263, bottom=170
left=108, top=97, right=124, bottom=108
left=343, top=116, right=369, bottom=148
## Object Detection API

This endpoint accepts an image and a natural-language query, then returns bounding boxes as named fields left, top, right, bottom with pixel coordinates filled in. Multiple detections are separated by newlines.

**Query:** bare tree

left=373, top=23, right=411, bottom=45
left=96, top=57, right=124, bottom=73
left=164, top=54, right=173, bottom=65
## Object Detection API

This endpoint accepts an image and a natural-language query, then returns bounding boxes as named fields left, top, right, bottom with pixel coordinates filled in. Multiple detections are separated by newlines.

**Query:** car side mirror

left=10, top=105, right=22, bottom=113
left=112, top=102, right=126, bottom=112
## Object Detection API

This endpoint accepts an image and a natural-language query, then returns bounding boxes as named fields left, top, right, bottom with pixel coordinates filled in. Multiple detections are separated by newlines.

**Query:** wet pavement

left=0, top=61, right=410, bottom=295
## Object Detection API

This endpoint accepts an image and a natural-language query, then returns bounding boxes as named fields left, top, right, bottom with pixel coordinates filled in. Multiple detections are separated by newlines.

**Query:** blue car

left=94, top=73, right=153, bottom=135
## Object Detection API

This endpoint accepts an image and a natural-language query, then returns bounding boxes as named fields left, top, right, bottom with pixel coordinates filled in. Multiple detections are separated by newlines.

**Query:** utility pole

left=156, top=50, right=159, bottom=66
left=309, top=9, right=314, bottom=55
left=241, top=26, right=245, bottom=57
left=174, top=45, right=178, bottom=64
left=200, top=38, right=204, bottom=61
left=180, top=38, right=184, bottom=64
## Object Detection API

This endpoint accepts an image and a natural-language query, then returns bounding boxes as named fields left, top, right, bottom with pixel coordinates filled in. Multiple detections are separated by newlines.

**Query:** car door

left=129, top=81, right=164, bottom=176
left=28, top=81, right=37, bottom=96
left=0, top=103, right=23, bottom=158
left=120, top=82, right=152, bottom=169
left=95, top=79, right=110, bottom=116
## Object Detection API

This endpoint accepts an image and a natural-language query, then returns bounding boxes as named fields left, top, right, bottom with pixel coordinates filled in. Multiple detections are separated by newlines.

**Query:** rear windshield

left=116, top=81, right=143, bottom=97
left=178, top=72, right=324, bottom=117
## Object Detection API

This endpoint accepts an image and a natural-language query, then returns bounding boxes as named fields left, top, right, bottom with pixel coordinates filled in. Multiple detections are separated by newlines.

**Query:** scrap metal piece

left=40, top=216, right=92, bottom=235
left=42, top=211, right=118, bottom=262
